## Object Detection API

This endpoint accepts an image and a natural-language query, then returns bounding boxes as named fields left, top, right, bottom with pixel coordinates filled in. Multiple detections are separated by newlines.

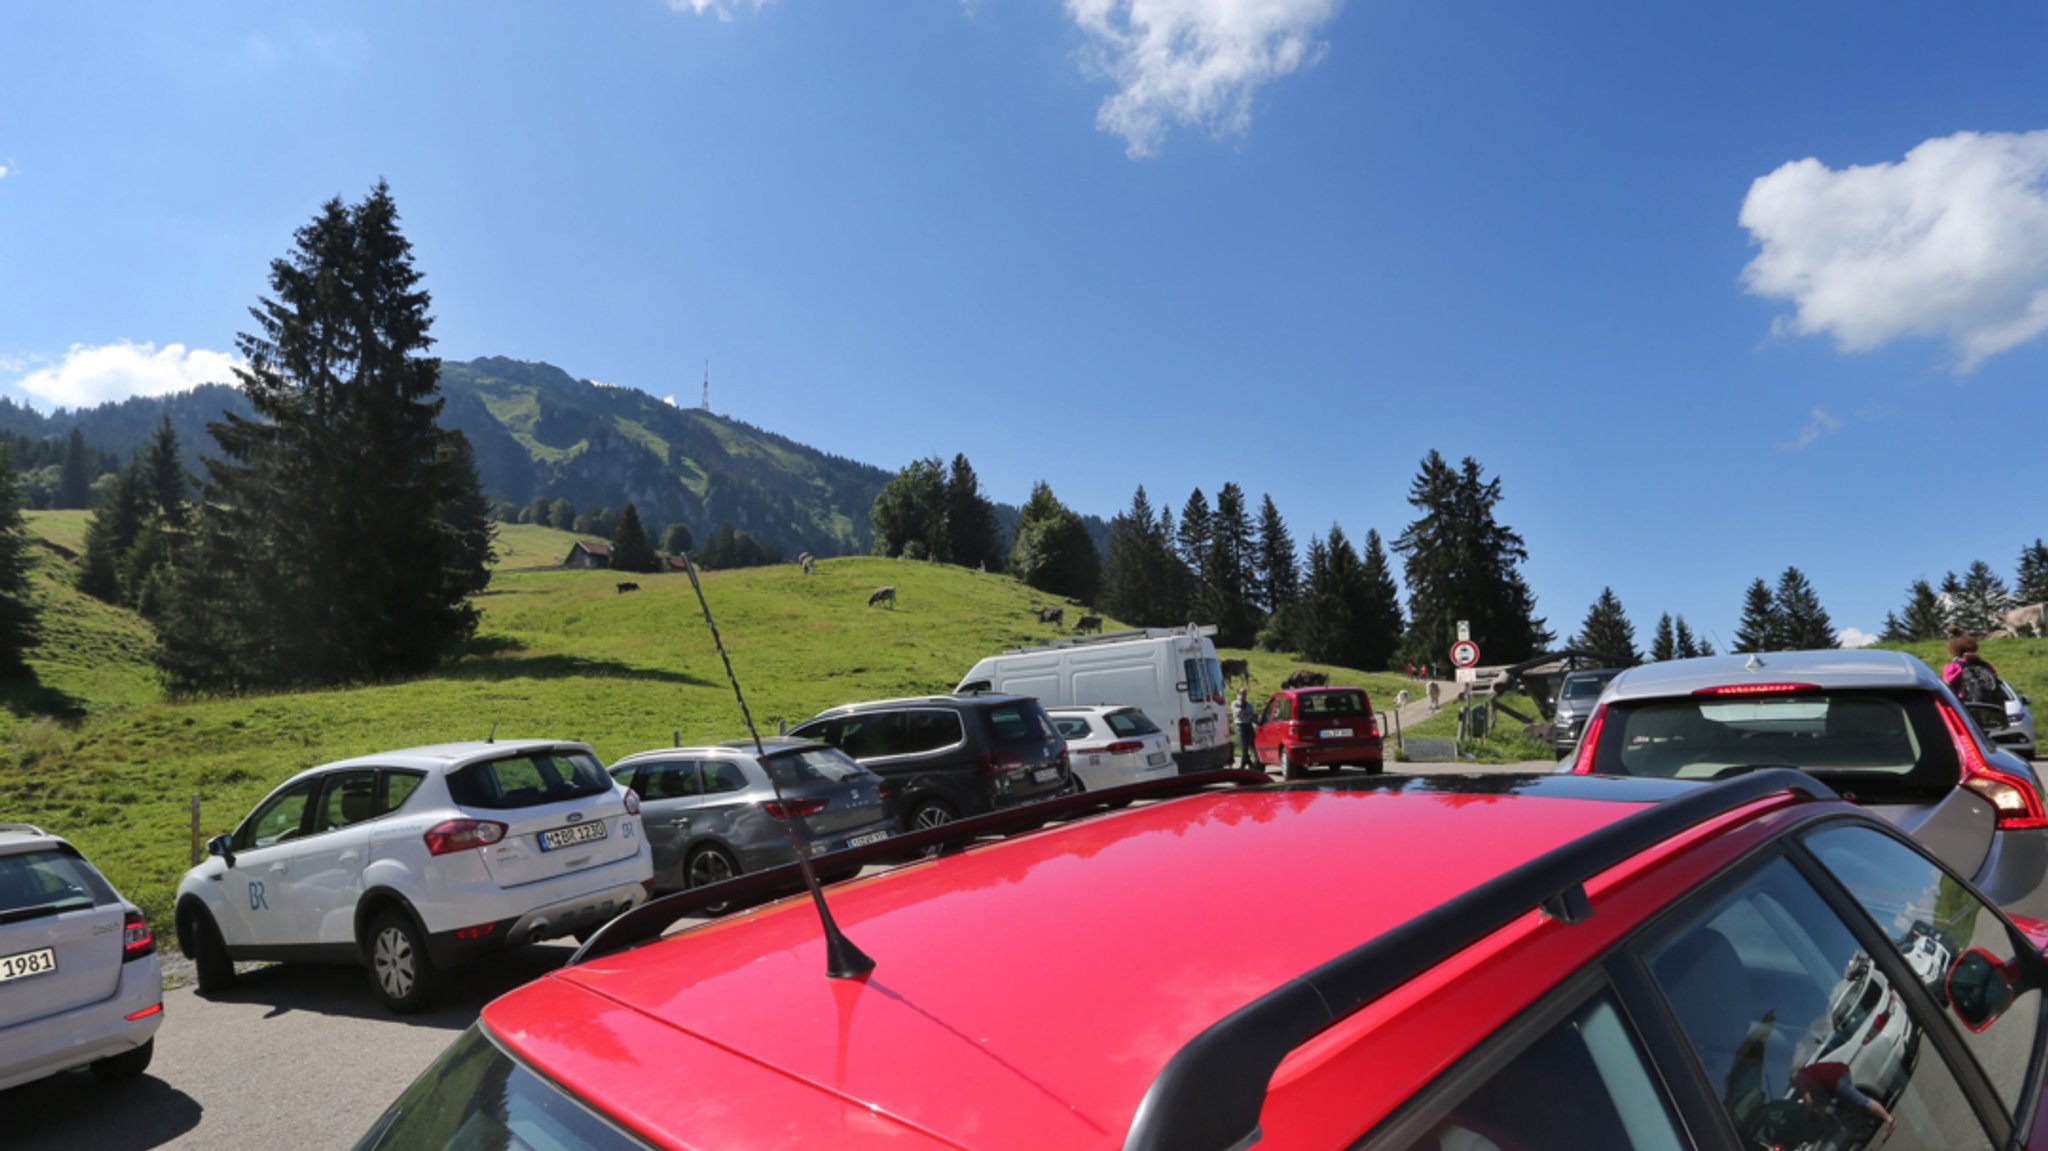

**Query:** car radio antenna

left=677, top=552, right=875, bottom=980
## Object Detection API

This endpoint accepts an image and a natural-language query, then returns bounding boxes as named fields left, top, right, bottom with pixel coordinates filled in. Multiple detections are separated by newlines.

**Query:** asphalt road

left=6, top=762, right=1551, bottom=1150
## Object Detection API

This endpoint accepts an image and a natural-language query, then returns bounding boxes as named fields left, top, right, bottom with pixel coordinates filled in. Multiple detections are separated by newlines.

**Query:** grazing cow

left=1219, top=657, right=1249, bottom=683
left=1280, top=669, right=1329, bottom=690
left=1427, top=681, right=1442, bottom=714
left=799, top=553, right=816, bottom=576
left=1037, top=607, right=1065, bottom=626
left=616, top=582, right=641, bottom=594
left=868, top=585, right=896, bottom=609
left=1395, top=689, right=1411, bottom=711
left=1075, top=614, right=1104, bottom=634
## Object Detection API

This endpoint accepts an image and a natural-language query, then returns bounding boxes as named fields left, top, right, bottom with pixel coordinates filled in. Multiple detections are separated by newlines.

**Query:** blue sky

left=4, top=1, right=2047, bottom=653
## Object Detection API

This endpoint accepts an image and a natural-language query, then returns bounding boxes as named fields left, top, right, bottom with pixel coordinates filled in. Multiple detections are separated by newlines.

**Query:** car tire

left=89, top=1038, right=154, bottom=1082
left=909, top=800, right=957, bottom=830
left=687, top=845, right=741, bottom=915
left=1280, top=746, right=1302, bottom=781
left=1364, top=759, right=1384, bottom=776
left=365, top=908, right=441, bottom=1015
left=181, top=906, right=236, bottom=996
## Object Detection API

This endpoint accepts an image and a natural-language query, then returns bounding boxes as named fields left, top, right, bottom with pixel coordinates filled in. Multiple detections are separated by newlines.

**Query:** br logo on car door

left=249, top=881, right=268, bottom=911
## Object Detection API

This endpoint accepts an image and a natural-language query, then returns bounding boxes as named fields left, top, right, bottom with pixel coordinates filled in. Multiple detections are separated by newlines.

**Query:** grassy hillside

left=1, top=518, right=1407, bottom=929
left=1878, top=637, right=2048, bottom=704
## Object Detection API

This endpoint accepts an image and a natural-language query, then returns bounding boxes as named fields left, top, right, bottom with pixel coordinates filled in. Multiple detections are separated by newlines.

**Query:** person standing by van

left=1234, top=689, right=1259, bottom=769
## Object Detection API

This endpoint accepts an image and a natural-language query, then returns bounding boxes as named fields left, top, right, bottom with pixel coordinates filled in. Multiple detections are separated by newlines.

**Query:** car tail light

left=1105, top=741, right=1145, bottom=755
left=1692, top=682, right=1821, bottom=697
left=1178, top=717, right=1192, bottom=749
left=621, top=789, right=641, bottom=816
left=121, top=910, right=155, bottom=961
left=1940, top=701, right=2048, bottom=830
left=455, top=922, right=498, bottom=941
left=424, top=819, right=509, bottom=856
left=765, top=798, right=829, bottom=820
left=1571, top=705, right=1608, bottom=774
left=124, top=1003, right=164, bottom=1021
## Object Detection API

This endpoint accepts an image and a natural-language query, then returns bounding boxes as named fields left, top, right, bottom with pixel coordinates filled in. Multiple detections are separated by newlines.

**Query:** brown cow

left=1280, top=669, right=1329, bottom=690
left=1036, top=607, right=1065, bottom=626
left=1219, top=657, right=1249, bottom=683
left=1074, top=614, right=1103, bottom=634
left=868, top=585, right=896, bottom=609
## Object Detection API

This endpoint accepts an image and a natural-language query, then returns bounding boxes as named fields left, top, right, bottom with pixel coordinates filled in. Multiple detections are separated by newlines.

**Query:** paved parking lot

left=9, top=764, right=1548, bottom=1150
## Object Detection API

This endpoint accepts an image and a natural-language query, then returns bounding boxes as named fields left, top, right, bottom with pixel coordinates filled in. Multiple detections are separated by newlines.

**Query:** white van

left=955, top=625, right=1235, bottom=773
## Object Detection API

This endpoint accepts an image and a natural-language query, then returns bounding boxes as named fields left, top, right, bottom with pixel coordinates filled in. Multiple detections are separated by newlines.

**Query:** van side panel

left=1070, top=668, right=1159, bottom=709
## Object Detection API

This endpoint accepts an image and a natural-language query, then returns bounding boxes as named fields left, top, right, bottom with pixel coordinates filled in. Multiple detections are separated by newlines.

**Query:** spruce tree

left=77, top=460, right=144, bottom=603
left=1009, top=481, right=1100, bottom=603
left=140, top=415, right=187, bottom=529
left=0, top=446, right=38, bottom=671
left=156, top=182, right=490, bottom=691
left=610, top=502, right=658, bottom=574
left=1356, top=528, right=1405, bottom=671
left=1649, top=613, right=1676, bottom=662
left=1177, top=489, right=1212, bottom=573
left=1888, top=580, right=1948, bottom=642
left=944, top=454, right=1001, bottom=571
left=1574, top=588, right=1641, bottom=666
left=1299, top=527, right=1364, bottom=667
left=1254, top=494, right=1298, bottom=614
left=1952, top=560, right=2012, bottom=634
left=2018, top=540, right=2048, bottom=606
left=870, top=457, right=946, bottom=559
left=1774, top=567, right=1837, bottom=649
left=1199, top=483, right=1261, bottom=647
left=1733, top=579, right=1779, bottom=652
left=660, top=522, right=694, bottom=556
left=1394, top=451, right=1549, bottom=666
left=1674, top=616, right=1701, bottom=659
left=55, top=428, right=93, bottom=510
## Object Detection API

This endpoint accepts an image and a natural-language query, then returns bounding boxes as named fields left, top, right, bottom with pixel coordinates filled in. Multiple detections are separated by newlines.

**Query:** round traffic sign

left=1450, top=640, right=1480, bottom=668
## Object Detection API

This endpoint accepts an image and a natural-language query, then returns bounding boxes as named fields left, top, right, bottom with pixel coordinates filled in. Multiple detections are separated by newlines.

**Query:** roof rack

left=570, top=768, right=1270, bottom=966
left=0, top=823, right=48, bottom=837
left=1119, top=768, right=1837, bottom=1151
left=1000, top=622, right=1218, bottom=656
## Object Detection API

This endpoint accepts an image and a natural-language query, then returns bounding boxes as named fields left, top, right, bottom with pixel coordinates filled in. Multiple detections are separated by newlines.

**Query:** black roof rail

left=570, top=769, right=1271, bottom=966
left=1119, top=768, right=1837, bottom=1151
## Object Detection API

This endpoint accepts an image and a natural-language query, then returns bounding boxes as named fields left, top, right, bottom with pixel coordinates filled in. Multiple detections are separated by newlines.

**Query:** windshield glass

left=0, top=848, right=116, bottom=920
left=764, top=748, right=865, bottom=786
left=447, top=751, right=613, bottom=810
left=1562, top=674, right=1614, bottom=701
left=1106, top=709, right=1160, bottom=736
left=353, top=1026, right=647, bottom=1151
left=1595, top=690, right=1956, bottom=794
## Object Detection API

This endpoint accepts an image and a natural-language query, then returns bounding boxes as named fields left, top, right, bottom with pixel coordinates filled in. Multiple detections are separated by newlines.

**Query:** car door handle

left=268, top=863, right=288, bottom=874
left=339, top=852, right=361, bottom=864
left=667, top=817, right=690, bottom=827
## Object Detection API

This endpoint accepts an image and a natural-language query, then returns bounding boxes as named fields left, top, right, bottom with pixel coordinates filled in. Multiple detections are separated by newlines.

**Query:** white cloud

left=1837, top=627, right=1881, bottom=650
left=1065, top=0, right=1342, bottom=158
left=1778, top=406, right=1843, bottom=451
left=10, top=341, right=241, bottom=410
left=0, top=161, right=13, bottom=181
left=1740, top=130, right=2048, bottom=370
left=669, top=0, right=772, bottom=19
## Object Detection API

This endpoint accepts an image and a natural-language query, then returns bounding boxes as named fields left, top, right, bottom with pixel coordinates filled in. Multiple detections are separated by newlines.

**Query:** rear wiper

left=0, top=899, right=91, bottom=926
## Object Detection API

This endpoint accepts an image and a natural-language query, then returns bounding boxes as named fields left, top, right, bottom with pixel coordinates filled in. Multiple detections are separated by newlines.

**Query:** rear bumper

left=0, top=957, right=163, bottom=1092
left=1175, top=743, right=1236, bottom=775
left=425, top=872, right=649, bottom=967
left=1286, top=737, right=1385, bottom=767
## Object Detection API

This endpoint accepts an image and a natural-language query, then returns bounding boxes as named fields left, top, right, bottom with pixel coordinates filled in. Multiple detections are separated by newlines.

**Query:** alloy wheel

left=374, top=926, right=415, bottom=999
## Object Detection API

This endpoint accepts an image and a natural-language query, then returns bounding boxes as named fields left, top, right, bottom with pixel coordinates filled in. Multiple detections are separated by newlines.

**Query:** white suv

left=174, top=741, right=651, bottom=1013
left=0, top=824, right=163, bottom=1091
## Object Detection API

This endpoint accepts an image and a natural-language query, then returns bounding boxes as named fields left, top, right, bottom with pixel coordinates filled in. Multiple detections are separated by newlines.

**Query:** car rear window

left=764, top=748, right=866, bottom=786
left=446, top=751, right=613, bottom=810
left=1593, top=690, right=1958, bottom=799
left=0, top=847, right=118, bottom=923
left=983, top=702, right=1057, bottom=747
left=1106, top=709, right=1160, bottom=737
left=353, top=1025, right=648, bottom=1151
left=1051, top=716, right=1093, bottom=740
left=1561, top=674, right=1614, bottom=701
left=1299, top=690, right=1369, bottom=718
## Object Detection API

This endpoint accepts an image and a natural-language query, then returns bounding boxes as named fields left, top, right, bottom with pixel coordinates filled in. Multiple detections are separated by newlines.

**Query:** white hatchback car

left=174, top=740, right=651, bottom=1013
left=1046, top=706, right=1177, bottom=792
left=0, top=824, right=162, bottom=1091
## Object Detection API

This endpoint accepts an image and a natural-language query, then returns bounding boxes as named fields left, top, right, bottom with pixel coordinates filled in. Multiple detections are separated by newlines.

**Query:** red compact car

left=1254, top=685, right=1385, bottom=777
left=356, top=770, right=2048, bottom=1151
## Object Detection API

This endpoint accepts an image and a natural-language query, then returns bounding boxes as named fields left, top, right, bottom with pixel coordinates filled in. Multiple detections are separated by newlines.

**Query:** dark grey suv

left=1551, top=667, right=1622, bottom=757
left=789, top=695, right=1072, bottom=829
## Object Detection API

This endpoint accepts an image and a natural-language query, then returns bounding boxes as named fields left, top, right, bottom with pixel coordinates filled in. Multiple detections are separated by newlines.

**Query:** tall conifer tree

left=2018, top=540, right=2048, bottom=607
left=0, top=446, right=38, bottom=671
left=1573, top=588, right=1641, bottom=666
left=1650, top=613, right=1676, bottom=662
left=1774, top=567, right=1837, bottom=649
left=1733, top=579, right=1779, bottom=652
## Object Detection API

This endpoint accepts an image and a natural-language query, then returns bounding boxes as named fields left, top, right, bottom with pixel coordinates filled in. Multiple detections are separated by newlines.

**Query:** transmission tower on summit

left=701, top=361, right=710, bottom=412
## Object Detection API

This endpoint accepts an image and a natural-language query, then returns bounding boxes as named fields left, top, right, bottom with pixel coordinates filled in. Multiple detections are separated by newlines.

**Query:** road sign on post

left=1450, top=639, right=1481, bottom=668
left=1456, top=620, right=1471, bottom=642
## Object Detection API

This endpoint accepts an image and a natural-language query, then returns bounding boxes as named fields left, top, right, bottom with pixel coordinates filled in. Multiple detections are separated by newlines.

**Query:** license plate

left=0, top=947, right=56, bottom=983
left=538, top=821, right=608, bottom=852
left=1148, top=752, right=1170, bottom=767
left=1032, top=767, right=1061, bottom=783
left=846, top=830, right=890, bottom=848
left=1322, top=728, right=1352, bottom=739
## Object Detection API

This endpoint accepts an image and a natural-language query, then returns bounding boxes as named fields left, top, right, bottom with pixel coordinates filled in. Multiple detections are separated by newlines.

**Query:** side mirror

left=1947, top=947, right=2016, bottom=1032
left=207, top=834, right=236, bottom=869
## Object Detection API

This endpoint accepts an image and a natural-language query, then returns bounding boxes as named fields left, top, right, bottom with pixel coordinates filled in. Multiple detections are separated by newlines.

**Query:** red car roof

left=484, top=784, right=1667, bottom=1151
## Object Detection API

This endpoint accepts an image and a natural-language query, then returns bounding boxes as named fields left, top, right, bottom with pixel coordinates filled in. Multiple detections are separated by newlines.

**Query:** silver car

left=608, top=739, right=896, bottom=901
left=1569, top=649, right=2048, bottom=920
left=1991, top=679, right=2038, bottom=760
left=0, top=824, right=163, bottom=1091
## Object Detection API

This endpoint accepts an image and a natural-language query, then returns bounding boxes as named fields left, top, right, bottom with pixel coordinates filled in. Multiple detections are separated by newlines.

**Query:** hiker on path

left=1944, top=636, right=2003, bottom=707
